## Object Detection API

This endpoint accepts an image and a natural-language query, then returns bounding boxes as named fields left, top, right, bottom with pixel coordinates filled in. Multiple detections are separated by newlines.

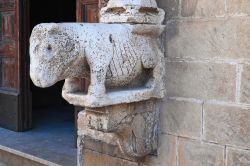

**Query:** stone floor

left=0, top=106, right=77, bottom=166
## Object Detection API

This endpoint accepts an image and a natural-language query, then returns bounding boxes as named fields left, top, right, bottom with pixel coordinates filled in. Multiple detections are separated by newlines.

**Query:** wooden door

left=76, top=0, right=108, bottom=23
left=0, top=0, right=31, bottom=131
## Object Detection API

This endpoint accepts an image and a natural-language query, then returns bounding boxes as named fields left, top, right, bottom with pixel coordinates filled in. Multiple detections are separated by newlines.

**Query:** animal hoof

left=88, top=84, right=106, bottom=97
left=86, top=95, right=106, bottom=107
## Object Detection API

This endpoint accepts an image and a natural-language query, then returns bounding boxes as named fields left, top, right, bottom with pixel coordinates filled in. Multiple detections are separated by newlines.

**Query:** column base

left=77, top=100, right=160, bottom=166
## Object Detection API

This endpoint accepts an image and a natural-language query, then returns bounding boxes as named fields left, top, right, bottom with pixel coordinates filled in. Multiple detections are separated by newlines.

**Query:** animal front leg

left=88, top=65, right=107, bottom=98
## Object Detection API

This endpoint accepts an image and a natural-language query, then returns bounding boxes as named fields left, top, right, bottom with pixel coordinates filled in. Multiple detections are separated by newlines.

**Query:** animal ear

left=30, top=24, right=43, bottom=41
left=47, top=23, right=60, bottom=35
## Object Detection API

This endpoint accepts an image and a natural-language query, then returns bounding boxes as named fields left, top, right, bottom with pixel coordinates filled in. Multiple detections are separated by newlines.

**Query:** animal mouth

left=31, top=77, right=49, bottom=88
left=30, top=71, right=56, bottom=88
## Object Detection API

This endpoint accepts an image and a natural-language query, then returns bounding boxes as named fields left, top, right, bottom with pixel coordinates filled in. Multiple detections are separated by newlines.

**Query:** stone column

left=76, top=1, right=165, bottom=165
left=77, top=100, right=160, bottom=165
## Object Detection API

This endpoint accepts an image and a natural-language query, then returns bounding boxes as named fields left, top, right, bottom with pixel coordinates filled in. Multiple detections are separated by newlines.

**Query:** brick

left=161, top=99, right=202, bottom=139
left=156, top=0, right=179, bottom=20
left=181, top=0, right=225, bottom=17
left=204, top=103, right=250, bottom=149
left=166, top=62, right=236, bottom=101
left=228, top=0, right=250, bottom=15
left=144, top=134, right=177, bottom=166
left=227, top=148, right=250, bottom=166
left=240, top=65, right=250, bottom=103
left=178, top=138, right=224, bottom=166
left=166, top=18, right=250, bottom=60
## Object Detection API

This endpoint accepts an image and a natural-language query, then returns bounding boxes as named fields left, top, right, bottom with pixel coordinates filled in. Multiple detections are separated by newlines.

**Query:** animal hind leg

left=143, top=51, right=165, bottom=98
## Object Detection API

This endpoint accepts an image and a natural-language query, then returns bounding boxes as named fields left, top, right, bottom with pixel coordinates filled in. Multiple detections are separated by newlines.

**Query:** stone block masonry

left=204, top=103, right=250, bottom=149
left=165, top=62, right=236, bottom=101
left=160, top=99, right=202, bottom=139
left=147, top=0, right=250, bottom=165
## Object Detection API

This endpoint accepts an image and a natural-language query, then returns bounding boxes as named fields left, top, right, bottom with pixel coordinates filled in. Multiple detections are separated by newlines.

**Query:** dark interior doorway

left=29, top=0, right=76, bottom=126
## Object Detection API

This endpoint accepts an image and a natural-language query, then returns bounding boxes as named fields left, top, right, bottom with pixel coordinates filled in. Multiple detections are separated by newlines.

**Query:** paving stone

left=181, top=0, right=225, bottom=17
left=227, top=0, right=250, bottom=15
left=0, top=149, right=45, bottom=166
left=178, top=138, right=224, bottom=166
left=166, top=62, right=236, bottom=101
left=166, top=18, right=250, bottom=60
left=240, top=65, right=250, bottom=103
left=204, top=103, right=250, bottom=149
left=161, top=99, right=202, bottom=139
left=227, top=147, right=250, bottom=166
left=144, top=134, right=177, bottom=166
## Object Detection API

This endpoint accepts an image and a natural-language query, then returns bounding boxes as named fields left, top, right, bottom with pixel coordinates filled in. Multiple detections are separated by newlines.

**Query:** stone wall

left=145, top=0, right=250, bottom=165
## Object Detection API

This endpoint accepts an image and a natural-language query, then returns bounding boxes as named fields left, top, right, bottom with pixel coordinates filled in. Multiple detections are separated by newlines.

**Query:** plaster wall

left=145, top=0, right=250, bottom=165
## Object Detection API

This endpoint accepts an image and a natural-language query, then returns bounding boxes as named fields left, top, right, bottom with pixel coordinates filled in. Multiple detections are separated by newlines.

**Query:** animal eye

left=47, top=44, right=52, bottom=51
left=34, top=45, right=39, bottom=51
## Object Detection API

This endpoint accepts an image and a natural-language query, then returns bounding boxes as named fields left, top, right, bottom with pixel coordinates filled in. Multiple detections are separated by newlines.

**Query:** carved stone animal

left=30, top=23, right=165, bottom=106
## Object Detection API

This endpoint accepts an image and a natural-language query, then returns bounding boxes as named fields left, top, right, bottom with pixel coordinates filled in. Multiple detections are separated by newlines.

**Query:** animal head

left=30, top=23, right=80, bottom=88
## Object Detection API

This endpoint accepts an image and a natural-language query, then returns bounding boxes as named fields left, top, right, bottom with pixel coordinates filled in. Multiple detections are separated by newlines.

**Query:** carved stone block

left=77, top=100, right=160, bottom=162
left=29, top=0, right=165, bottom=164
left=30, top=23, right=165, bottom=107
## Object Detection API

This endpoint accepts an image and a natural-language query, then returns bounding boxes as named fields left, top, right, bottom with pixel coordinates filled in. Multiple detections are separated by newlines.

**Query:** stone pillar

left=77, top=100, right=160, bottom=165
left=74, top=1, right=165, bottom=165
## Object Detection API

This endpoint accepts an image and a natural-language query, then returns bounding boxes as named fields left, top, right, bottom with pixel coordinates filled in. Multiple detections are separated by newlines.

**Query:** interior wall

left=144, top=0, right=250, bottom=165
left=30, top=0, right=76, bottom=108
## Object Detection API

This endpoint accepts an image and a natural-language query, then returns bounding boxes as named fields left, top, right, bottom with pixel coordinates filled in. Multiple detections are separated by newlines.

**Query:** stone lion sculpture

left=30, top=23, right=165, bottom=107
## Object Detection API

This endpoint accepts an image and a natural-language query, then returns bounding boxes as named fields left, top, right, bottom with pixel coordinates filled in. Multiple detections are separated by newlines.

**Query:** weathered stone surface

left=80, top=135, right=132, bottom=161
left=166, top=18, right=250, bottom=60
left=100, top=0, right=165, bottom=24
left=144, top=134, right=177, bottom=166
left=156, top=0, right=179, bottom=20
left=83, top=149, right=138, bottom=166
left=0, top=149, right=45, bottom=166
left=78, top=100, right=160, bottom=160
left=204, top=104, right=250, bottom=149
left=178, top=138, right=224, bottom=166
left=30, top=23, right=166, bottom=107
left=106, top=0, right=158, bottom=8
left=166, top=62, right=236, bottom=101
left=30, top=0, right=166, bottom=164
left=227, top=148, right=250, bottom=166
left=181, top=0, right=225, bottom=17
left=161, top=99, right=202, bottom=139
left=240, top=65, right=250, bottom=103
left=228, top=0, right=250, bottom=15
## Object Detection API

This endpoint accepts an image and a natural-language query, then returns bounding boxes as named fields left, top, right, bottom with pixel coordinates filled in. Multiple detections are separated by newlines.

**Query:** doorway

left=29, top=0, right=76, bottom=130
left=0, top=1, right=78, bottom=164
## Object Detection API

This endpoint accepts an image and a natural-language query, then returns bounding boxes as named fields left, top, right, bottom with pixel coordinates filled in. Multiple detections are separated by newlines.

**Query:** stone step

left=0, top=145, right=59, bottom=166
left=0, top=107, right=77, bottom=166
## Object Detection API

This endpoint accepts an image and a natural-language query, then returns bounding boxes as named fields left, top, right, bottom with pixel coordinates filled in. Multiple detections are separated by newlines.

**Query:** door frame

left=0, top=0, right=31, bottom=131
left=18, top=0, right=32, bottom=131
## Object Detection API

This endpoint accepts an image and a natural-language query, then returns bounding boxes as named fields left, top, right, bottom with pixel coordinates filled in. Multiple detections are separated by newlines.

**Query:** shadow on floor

left=0, top=106, right=77, bottom=166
